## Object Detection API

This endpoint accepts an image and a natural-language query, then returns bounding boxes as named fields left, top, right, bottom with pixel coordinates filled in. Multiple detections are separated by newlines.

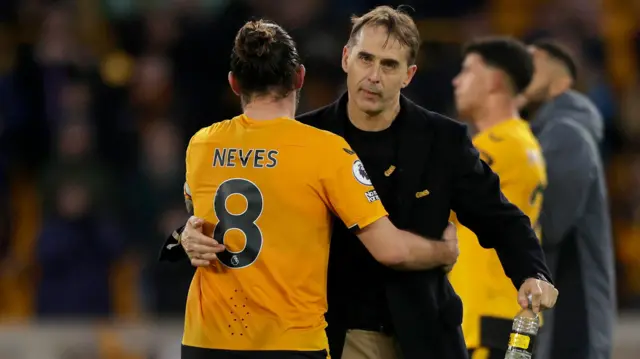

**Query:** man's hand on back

left=518, top=277, right=559, bottom=313
left=442, top=222, right=459, bottom=273
left=181, top=216, right=226, bottom=267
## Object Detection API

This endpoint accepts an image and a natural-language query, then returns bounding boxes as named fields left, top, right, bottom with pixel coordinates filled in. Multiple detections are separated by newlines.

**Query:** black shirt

left=343, top=117, right=398, bottom=332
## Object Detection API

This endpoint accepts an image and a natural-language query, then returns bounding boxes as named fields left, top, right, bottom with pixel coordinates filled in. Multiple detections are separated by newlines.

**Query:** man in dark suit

left=160, top=6, right=558, bottom=359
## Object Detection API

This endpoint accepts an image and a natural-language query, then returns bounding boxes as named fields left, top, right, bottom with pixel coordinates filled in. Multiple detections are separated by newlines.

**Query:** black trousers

left=181, top=345, right=328, bottom=359
left=468, top=347, right=506, bottom=359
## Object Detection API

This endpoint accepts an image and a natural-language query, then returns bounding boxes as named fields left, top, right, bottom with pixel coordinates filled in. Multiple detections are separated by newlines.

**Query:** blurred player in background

left=520, top=40, right=615, bottom=359
left=178, top=19, right=459, bottom=359
left=448, top=37, right=547, bottom=359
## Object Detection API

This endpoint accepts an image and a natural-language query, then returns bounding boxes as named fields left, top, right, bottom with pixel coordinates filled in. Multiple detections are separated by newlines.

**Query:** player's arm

left=356, top=218, right=458, bottom=270
left=321, top=138, right=457, bottom=270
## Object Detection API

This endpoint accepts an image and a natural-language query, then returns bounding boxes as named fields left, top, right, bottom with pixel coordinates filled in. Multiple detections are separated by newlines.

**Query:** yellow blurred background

left=0, top=0, right=639, bottom=358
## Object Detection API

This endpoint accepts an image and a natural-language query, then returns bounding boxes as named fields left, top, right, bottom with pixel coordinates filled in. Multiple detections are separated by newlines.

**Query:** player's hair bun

left=235, top=20, right=277, bottom=60
left=230, top=19, right=301, bottom=98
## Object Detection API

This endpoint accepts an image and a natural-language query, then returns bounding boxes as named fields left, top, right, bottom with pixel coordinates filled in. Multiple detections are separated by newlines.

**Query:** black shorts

left=468, top=347, right=506, bottom=359
left=181, top=345, right=328, bottom=359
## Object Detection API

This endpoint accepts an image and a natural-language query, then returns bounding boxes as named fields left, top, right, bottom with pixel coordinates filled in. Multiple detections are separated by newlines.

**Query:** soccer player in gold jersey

left=448, top=37, right=547, bottom=359
left=179, top=19, right=458, bottom=359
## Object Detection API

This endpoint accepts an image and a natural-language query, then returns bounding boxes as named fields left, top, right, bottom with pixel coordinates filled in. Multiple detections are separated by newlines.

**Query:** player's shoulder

left=188, top=119, right=236, bottom=145
left=290, top=119, right=350, bottom=149
left=482, top=119, right=537, bottom=147
left=478, top=119, right=543, bottom=166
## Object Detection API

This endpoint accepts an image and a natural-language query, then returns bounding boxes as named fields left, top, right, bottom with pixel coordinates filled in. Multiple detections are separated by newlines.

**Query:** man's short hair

left=462, top=36, right=534, bottom=94
left=531, top=39, right=578, bottom=82
left=348, top=6, right=421, bottom=65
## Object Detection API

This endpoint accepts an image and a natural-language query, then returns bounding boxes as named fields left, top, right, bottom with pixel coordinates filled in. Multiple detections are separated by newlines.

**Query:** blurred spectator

left=127, top=120, right=192, bottom=315
left=619, top=80, right=640, bottom=147
left=611, top=153, right=640, bottom=308
left=36, top=177, right=124, bottom=318
left=0, top=157, right=8, bottom=262
left=130, top=56, right=174, bottom=125
left=36, top=119, right=124, bottom=318
left=0, top=35, right=9, bottom=257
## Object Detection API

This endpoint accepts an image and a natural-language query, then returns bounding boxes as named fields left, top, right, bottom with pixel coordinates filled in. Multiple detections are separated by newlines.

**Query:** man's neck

left=243, top=96, right=296, bottom=120
left=472, top=96, right=519, bottom=133
left=347, top=94, right=400, bottom=132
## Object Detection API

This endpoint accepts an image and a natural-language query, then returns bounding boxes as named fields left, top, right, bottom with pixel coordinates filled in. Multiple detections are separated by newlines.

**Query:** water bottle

left=504, top=297, right=539, bottom=359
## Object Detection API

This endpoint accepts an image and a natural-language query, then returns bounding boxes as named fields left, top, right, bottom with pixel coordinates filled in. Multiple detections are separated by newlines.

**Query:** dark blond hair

left=347, top=6, right=421, bottom=65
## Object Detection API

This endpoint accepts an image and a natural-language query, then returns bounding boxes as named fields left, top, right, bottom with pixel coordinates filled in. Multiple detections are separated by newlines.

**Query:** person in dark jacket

left=161, top=6, right=558, bottom=359
left=519, top=40, right=616, bottom=359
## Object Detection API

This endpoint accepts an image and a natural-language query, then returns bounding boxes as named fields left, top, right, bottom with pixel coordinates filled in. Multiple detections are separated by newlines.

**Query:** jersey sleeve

left=319, top=136, right=388, bottom=230
left=184, top=182, right=192, bottom=201
left=184, top=136, right=195, bottom=214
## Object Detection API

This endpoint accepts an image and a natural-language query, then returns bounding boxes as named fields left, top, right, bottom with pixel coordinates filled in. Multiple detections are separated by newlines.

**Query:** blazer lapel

left=394, top=96, right=434, bottom=225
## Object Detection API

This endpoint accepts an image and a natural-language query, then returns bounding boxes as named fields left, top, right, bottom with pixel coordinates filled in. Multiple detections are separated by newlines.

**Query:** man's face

left=342, top=25, right=417, bottom=116
left=452, top=53, right=491, bottom=119
left=523, top=47, right=553, bottom=102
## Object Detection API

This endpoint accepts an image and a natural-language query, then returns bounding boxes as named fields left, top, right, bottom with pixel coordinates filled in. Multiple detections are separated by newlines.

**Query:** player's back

left=449, top=118, right=547, bottom=348
left=182, top=114, right=381, bottom=353
left=473, top=118, right=546, bottom=225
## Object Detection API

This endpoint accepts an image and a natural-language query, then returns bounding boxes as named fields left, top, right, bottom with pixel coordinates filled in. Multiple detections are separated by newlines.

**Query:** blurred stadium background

left=0, top=0, right=639, bottom=358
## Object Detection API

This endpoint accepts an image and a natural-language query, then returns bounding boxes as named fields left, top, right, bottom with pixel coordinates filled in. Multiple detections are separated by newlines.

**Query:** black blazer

left=300, top=94, right=551, bottom=359
left=160, top=93, right=552, bottom=359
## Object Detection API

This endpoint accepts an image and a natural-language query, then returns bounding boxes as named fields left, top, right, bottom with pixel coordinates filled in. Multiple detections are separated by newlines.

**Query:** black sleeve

left=158, top=225, right=189, bottom=262
left=159, top=180, right=194, bottom=263
left=450, top=126, right=552, bottom=287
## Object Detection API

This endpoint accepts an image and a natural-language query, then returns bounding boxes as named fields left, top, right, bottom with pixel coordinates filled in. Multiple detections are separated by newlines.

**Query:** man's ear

left=402, top=64, right=418, bottom=88
left=295, top=65, right=306, bottom=90
left=228, top=71, right=241, bottom=96
left=341, top=46, right=350, bottom=73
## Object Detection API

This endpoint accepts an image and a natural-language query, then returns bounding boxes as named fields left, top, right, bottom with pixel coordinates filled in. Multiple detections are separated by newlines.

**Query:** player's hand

left=182, top=216, right=225, bottom=267
left=442, top=222, right=459, bottom=273
left=517, top=277, right=558, bottom=313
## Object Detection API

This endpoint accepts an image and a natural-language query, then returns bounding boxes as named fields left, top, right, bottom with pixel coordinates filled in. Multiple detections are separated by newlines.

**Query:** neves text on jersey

left=212, top=148, right=278, bottom=168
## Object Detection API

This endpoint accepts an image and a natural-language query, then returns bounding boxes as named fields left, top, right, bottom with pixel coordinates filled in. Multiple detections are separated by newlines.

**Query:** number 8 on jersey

left=213, top=178, right=264, bottom=269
